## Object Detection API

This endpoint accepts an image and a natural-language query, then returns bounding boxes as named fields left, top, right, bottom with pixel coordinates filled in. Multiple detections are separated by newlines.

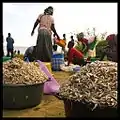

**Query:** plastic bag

left=60, top=64, right=80, bottom=72
left=37, top=60, right=60, bottom=95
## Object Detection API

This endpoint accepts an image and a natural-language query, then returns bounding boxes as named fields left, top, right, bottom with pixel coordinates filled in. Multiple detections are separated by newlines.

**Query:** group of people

left=25, top=6, right=117, bottom=66
left=67, top=33, right=117, bottom=66
left=4, top=6, right=117, bottom=67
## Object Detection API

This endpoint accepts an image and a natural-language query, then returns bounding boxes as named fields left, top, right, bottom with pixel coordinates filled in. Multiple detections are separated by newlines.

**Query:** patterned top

left=37, top=14, right=54, bottom=35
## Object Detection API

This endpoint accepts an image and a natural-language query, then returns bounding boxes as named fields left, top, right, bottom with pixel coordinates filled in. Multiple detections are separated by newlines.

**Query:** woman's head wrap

left=107, top=34, right=117, bottom=48
left=44, top=6, right=53, bottom=15
left=77, top=32, right=84, bottom=39
left=106, top=34, right=115, bottom=41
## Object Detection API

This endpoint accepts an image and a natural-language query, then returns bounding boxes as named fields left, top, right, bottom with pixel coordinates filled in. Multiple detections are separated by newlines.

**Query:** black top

left=68, top=40, right=74, bottom=49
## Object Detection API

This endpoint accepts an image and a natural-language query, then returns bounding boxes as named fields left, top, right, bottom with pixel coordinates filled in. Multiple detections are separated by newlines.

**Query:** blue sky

left=3, top=3, right=117, bottom=47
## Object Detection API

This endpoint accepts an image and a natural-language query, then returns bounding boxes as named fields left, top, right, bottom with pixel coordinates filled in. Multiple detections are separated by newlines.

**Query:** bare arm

left=51, top=23, right=60, bottom=40
left=31, top=19, right=40, bottom=36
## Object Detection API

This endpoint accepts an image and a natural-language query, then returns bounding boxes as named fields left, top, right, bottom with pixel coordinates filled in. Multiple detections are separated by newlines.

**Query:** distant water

left=3, top=45, right=65, bottom=56
left=3, top=46, right=28, bottom=55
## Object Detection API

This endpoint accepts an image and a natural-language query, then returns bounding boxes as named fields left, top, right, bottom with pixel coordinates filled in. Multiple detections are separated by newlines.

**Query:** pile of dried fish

left=3, top=58, right=48, bottom=85
left=58, top=61, right=117, bottom=110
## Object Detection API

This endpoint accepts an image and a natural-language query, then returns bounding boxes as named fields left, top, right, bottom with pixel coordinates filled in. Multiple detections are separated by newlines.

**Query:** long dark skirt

left=36, top=29, right=52, bottom=62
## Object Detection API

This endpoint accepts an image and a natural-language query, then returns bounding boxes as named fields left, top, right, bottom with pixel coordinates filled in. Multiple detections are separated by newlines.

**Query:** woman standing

left=31, top=6, right=60, bottom=62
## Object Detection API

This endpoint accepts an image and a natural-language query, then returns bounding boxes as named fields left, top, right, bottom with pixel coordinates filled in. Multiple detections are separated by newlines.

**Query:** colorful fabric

left=37, top=14, right=54, bottom=35
left=75, top=41, right=83, bottom=51
left=68, top=48, right=84, bottom=65
left=88, top=36, right=95, bottom=44
left=79, top=38, right=88, bottom=45
left=88, top=38, right=97, bottom=50
left=75, top=41, right=87, bottom=55
left=77, top=38, right=89, bottom=55
left=106, top=34, right=115, bottom=41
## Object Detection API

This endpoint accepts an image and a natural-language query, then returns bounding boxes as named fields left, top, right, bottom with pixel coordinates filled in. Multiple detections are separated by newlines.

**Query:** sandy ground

left=3, top=71, right=73, bottom=118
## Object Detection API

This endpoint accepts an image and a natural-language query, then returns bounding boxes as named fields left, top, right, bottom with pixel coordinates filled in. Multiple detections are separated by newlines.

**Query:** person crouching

left=24, top=46, right=36, bottom=62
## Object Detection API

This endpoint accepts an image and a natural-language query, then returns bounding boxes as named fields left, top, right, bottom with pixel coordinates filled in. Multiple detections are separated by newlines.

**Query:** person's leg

left=7, top=48, right=10, bottom=57
left=11, top=49, right=14, bottom=58
left=43, top=31, right=52, bottom=62
left=36, top=29, right=52, bottom=62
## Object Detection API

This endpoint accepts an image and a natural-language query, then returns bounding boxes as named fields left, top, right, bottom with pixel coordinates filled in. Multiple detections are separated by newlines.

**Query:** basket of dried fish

left=3, top=58, right=48, bottom=109
left=56, top=61, right=118, bottom=117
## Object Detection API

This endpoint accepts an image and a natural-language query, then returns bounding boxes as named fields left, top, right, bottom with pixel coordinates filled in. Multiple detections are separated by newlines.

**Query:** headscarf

left=77, top=32, right=88, bottom=45
left=103, top=34, right=117, bottom=62
left=44, top=6, right=53, bottom=15
left=106, top=34, right=115, bottom=41
left=77, top=32, right=84, bottom=39
left=107, top=34, right=117, bottom=48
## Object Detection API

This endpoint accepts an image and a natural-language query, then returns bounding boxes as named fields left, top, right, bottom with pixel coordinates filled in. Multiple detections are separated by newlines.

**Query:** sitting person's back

left=24, top=46, right=36, bottom=62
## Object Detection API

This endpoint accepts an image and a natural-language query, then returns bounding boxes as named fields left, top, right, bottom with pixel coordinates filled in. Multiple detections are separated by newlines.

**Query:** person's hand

left=31, top=30, right=34, bottom=36
left=57, top=35, right=60, bottom=40
left=86, top=56, right=91, bottom=62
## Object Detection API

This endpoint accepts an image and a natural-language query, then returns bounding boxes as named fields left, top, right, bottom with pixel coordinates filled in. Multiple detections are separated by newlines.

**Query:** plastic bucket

left=52, top=54, right=64, bottom=71
left=63, top=99, right=117, bottom=118
left=44, top=62, right=52, bottom=74
left=1, top=57, right=11, bottom=62
left=3, top=83, right=44, bottom=109
left=52, top=54, right=64, bottom=58
left=55, top=39, right=66, bottom=47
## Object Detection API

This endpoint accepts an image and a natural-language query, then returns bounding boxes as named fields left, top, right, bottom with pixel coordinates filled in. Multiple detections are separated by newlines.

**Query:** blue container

left=52, top=53, right=64, bottom=71
left=52, top=54, right=64, bottom=59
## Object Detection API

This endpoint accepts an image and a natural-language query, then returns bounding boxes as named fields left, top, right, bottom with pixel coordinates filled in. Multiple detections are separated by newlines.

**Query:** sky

left=3, top=3, right=117, bottom=47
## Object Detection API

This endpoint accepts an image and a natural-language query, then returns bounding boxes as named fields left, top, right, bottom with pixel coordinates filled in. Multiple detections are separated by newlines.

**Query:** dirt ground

left=3, top=71, right=73, bottom=118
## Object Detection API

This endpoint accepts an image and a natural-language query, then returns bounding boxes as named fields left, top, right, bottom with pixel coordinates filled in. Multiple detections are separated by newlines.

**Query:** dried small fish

left=58, top=61, right=117, bottom=110
left=3, top=58, right=48, bottom=85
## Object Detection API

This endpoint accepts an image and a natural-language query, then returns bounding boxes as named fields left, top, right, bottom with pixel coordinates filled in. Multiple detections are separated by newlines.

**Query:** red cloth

left=68, top=48, right=84, bottom=65
left=79, top=38, right=88, bottom=45
left=106, top=34, right=115, bottom=41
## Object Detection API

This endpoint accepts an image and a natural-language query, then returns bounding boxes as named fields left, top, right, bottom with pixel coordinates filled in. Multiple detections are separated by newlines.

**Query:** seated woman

left=67, top=32, right=97, bottom=66
left=24, top=46, right=36, bottom=62
left=100, top=34, right=117, bottom=62
left=67, top=32, right=89, bottom=66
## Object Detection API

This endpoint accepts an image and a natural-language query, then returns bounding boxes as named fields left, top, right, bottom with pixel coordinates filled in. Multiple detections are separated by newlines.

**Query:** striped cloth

left=52, top=58, right=64, bottom=71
